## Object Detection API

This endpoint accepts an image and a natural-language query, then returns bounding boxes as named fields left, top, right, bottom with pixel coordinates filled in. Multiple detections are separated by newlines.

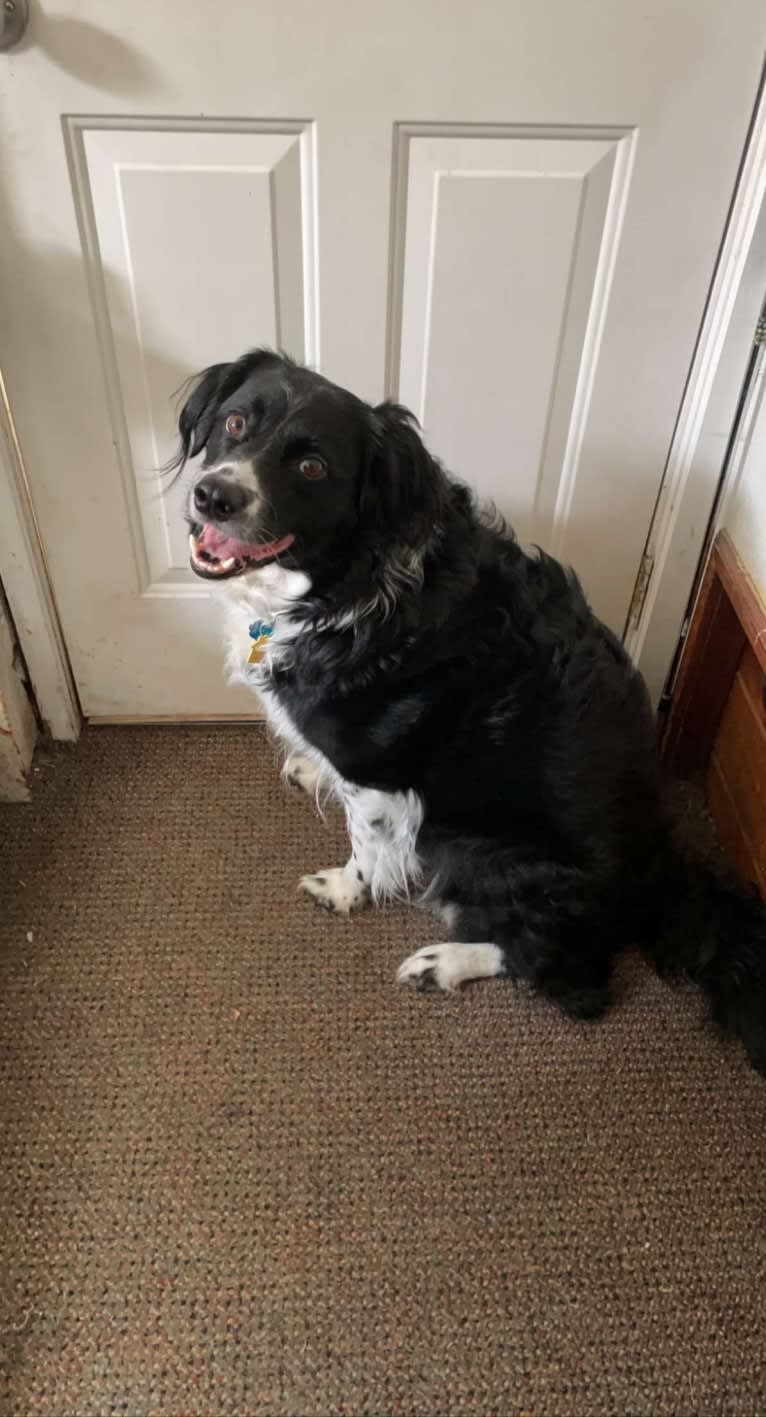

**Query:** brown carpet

left=1, top=727, right=766, bottom=1417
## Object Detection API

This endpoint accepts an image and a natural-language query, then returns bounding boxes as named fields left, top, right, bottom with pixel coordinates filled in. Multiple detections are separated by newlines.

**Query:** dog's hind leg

left=532, top=937, right=615, bottom=1020
left=402, top=854, right=618, bottom=1016
left=396, top=926, right=614, bottom=1015
left=397, top=942, right=505, bottom=992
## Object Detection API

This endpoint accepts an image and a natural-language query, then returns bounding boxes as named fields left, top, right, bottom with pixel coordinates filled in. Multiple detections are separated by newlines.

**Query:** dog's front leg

left=299, top=785, right=423, bottom=914
left=282, top=751, right=324, bottom=799
left=298, top=861, right=371, bottom=915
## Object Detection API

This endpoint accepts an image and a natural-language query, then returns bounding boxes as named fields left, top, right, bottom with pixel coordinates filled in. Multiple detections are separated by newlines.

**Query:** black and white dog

left=176, top=348, right=766, bottom=1075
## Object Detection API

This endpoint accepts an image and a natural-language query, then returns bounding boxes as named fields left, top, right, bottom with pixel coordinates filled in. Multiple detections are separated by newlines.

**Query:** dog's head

left=174, top=349, right=439, bottom=586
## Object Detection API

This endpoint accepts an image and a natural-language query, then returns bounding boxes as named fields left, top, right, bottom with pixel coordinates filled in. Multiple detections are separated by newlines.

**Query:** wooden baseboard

left=662, top=530, right=766, bottom=892
left=88, top=713, right=265, bottom=726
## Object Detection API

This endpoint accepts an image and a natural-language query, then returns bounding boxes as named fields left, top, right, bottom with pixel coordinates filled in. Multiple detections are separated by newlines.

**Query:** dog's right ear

left=174, top=362, right=233, bottom=468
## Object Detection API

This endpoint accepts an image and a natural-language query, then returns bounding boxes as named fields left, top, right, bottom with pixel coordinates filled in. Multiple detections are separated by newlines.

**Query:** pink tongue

left=197, top=524, right=294, bottom=561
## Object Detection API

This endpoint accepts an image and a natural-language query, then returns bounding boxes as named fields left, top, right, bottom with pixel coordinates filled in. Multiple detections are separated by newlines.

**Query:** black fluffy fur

left=178, top=350, right=766, bottom=1075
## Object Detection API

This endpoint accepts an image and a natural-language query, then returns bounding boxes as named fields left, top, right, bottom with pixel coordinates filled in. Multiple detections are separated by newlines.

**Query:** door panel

left=394, top=127, right=631, bottom=548
left=72, top=121, right=316, bottom=592
left=0, top=0, right=763, bottom=717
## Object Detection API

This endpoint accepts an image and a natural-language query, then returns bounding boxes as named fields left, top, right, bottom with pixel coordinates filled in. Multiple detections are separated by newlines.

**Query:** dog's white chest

left=217, top=567, right=338, bottom=783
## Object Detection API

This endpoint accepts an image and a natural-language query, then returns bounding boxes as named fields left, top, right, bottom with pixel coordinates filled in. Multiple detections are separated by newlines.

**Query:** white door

left=1, top=1, right=763, bottom=718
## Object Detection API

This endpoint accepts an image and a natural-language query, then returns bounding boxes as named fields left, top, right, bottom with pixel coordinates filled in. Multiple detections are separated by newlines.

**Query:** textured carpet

left=1, top=727, right=766, bottom=1417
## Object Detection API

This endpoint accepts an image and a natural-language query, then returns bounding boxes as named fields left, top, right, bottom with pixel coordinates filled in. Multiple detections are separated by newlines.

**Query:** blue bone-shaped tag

left=247, top=620, right=274, bottom=664
left=249, top=621, right=274, bottom=641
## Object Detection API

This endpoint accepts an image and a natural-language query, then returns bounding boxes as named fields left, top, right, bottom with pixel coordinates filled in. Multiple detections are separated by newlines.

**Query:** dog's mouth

left=188, top=523, right=296, bottom=579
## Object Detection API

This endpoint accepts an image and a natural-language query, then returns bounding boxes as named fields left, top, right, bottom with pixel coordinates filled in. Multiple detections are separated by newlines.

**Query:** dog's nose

left=193, top=474, right=247, bottom=522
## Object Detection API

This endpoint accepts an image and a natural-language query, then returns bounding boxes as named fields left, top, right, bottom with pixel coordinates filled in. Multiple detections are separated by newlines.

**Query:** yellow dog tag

left=247, top=620, right=274, bottom=665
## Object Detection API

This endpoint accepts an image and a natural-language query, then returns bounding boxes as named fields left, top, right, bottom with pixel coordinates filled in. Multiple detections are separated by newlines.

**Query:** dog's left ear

left=176, top=362, right=233, bottom=466
left=362, top=402, right=439, bottom=537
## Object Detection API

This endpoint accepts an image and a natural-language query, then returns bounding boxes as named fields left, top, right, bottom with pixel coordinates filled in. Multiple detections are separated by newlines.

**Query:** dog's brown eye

left=299, top=456, right=327, bottom=480
left=225, top=412, right=246, bottom=437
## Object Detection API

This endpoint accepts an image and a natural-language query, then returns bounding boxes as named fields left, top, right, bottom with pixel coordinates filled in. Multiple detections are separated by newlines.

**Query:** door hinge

left=628, top=551, right=655, bottom=631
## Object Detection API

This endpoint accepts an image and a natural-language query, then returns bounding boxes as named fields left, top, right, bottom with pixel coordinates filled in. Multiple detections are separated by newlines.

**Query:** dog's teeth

left=219, top=557, right=236, bottom=571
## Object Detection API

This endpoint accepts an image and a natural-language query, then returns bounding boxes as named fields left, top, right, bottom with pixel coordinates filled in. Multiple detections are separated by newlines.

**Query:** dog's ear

left=171, top=347, right=285, bottom=473
left=362, top=402, right=438, bottom=537
left=176, top=362, right=233, bottom=465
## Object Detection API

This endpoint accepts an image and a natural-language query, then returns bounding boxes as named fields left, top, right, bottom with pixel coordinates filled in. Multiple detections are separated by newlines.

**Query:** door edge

left=625, top=62, right=766, bottom=708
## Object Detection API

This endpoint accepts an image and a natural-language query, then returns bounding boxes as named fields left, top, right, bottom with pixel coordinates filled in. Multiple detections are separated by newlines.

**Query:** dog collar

left=247, top=619, right=274, bottom=665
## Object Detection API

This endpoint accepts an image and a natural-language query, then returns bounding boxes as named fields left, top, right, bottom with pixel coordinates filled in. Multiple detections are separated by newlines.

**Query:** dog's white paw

left=396, top=942, right=505, bottom=992
left=283, top=752, right=323, bottom=797
left=299, top=867, right=369, bottom=915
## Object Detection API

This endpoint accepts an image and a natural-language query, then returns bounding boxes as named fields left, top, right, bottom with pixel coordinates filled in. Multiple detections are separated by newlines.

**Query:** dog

left=174, top=348, right=766, bottom=1075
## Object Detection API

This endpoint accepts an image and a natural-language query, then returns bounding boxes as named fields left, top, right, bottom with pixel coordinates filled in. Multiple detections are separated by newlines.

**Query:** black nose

left=193, top=474, right=247, bottom=522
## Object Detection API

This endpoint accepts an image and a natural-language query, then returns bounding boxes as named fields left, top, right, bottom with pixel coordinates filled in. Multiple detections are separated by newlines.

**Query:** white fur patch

left=328, top=546, right=426, bottom=629
left=397, top=942, right=505, bottom=992
left=283, top=752, right=324, bottom=797
left=344, top=786, right=423, bottom=903
left=301, top=787, right=424, bottom=917
left=299, top=866, right=369, bottom=915
left=218, top=563, right=312, bottom=691
left=219, top=566, right=341, bottom=804
left=436, top=902, right=458, bottom=932
left=203, top=457, right=261, bottom=498
left=217, top=564, right=425, bottom=904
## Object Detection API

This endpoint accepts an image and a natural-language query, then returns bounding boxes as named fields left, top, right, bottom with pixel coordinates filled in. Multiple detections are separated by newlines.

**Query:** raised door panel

left=391, top=126, right=634, bottom=554
left=69, top=121, right=316, bottom=596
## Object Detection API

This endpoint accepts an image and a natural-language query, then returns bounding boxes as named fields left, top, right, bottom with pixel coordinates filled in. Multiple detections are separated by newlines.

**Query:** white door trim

left=626, top=69, right=766, bottom=707
left=0, top=367, right=81, bottom=741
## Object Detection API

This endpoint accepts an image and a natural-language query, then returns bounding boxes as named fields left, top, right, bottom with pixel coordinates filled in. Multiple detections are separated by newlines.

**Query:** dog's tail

left=641, top=846, right=766, bottom=1075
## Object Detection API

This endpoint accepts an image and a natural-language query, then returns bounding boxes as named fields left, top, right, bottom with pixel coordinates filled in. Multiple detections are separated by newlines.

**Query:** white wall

left=718, top=353, right=766, bottom=599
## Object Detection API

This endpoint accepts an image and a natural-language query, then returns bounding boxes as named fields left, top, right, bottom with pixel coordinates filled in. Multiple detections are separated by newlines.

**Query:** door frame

left=1, top=73, right=765, bottom=737
left=625, top=66, right=766, bottom=706
left=0, top=369, right=81, bottom=740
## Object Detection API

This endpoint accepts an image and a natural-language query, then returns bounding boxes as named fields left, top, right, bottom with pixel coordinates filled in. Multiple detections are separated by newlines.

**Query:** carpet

left=1, top=726, right=765, bottom=1416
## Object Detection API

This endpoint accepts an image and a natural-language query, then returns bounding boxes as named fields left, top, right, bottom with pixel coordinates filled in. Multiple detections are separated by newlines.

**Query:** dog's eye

left=225, top=412, right=246, bottom=437
left=299, top=456, right=327, bottom=481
